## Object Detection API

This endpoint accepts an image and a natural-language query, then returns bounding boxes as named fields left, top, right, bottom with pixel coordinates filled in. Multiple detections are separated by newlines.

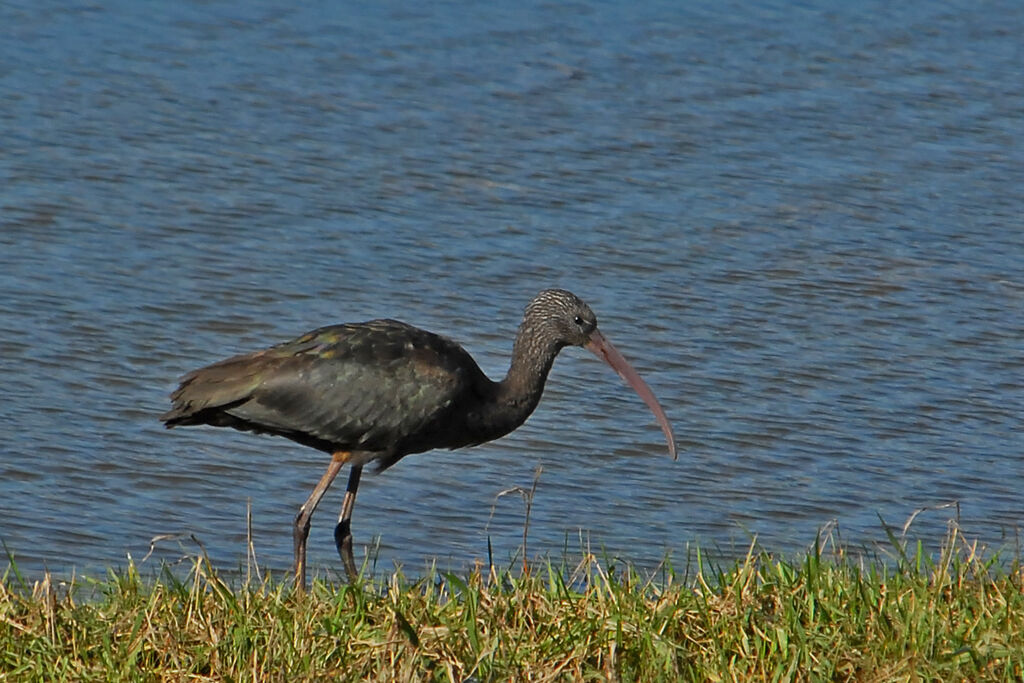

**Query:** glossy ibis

left=161, top=289, right=676, bottom=589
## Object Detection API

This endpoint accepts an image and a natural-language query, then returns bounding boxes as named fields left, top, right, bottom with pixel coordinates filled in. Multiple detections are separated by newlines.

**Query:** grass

left=2, top=526, right=1023, bottom=681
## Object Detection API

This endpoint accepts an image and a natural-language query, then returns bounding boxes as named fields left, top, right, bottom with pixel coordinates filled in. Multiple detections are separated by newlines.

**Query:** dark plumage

left=162, top=289, right=676, bottom=588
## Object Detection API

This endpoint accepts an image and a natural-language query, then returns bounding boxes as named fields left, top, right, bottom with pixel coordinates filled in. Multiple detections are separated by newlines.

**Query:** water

left=1, top=0, right=1022, bottom=582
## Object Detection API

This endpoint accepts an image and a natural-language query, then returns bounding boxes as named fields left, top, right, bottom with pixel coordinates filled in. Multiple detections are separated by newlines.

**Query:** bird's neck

left=486, top=321, right=564, bottom=434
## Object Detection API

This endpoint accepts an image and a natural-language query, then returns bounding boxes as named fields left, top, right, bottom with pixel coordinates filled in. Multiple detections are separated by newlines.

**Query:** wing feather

left=164, top=319, right=485, bottom=458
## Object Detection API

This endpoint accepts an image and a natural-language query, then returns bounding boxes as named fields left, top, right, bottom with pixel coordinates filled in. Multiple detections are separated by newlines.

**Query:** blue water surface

left=1, top=0, right=1022, bottom=582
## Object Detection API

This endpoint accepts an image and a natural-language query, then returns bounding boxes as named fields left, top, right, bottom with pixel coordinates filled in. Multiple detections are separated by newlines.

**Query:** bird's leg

left=334, top=464, right=363, bottom=582
left=293, top=451, right=349, bottom=592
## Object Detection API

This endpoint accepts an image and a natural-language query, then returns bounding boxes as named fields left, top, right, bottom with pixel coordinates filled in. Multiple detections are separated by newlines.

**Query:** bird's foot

left=334, top=520, right=358, bottom=583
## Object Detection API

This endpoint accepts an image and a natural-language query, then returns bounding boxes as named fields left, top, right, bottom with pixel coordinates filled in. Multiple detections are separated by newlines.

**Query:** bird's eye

left=574, top=315, right=584, bottom=326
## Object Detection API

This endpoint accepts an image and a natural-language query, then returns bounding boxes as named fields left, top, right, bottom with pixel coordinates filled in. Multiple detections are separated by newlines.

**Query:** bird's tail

left=161, top=350, right=278, bottom=427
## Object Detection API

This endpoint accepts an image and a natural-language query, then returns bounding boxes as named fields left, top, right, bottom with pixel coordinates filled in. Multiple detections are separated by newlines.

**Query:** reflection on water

left=1, top=0, right=1022, bottom=580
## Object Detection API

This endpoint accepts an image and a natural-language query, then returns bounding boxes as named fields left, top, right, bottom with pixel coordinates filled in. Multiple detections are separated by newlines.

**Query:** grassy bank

left=2, top=528, right=1023, bottom=681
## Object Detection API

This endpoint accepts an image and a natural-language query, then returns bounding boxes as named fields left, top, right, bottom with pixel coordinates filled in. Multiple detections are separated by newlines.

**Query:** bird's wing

left=217, top=320, right=483, bottom=453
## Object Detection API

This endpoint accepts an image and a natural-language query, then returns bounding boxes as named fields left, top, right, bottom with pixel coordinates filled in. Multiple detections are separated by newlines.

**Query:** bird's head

left=522, top=288, right=678, bottom=459
left=524, top=288, right=598, bottom=349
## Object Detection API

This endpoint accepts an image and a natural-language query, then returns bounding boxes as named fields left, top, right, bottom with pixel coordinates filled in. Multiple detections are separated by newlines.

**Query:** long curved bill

left=585, top=329, right=678, bottom=460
